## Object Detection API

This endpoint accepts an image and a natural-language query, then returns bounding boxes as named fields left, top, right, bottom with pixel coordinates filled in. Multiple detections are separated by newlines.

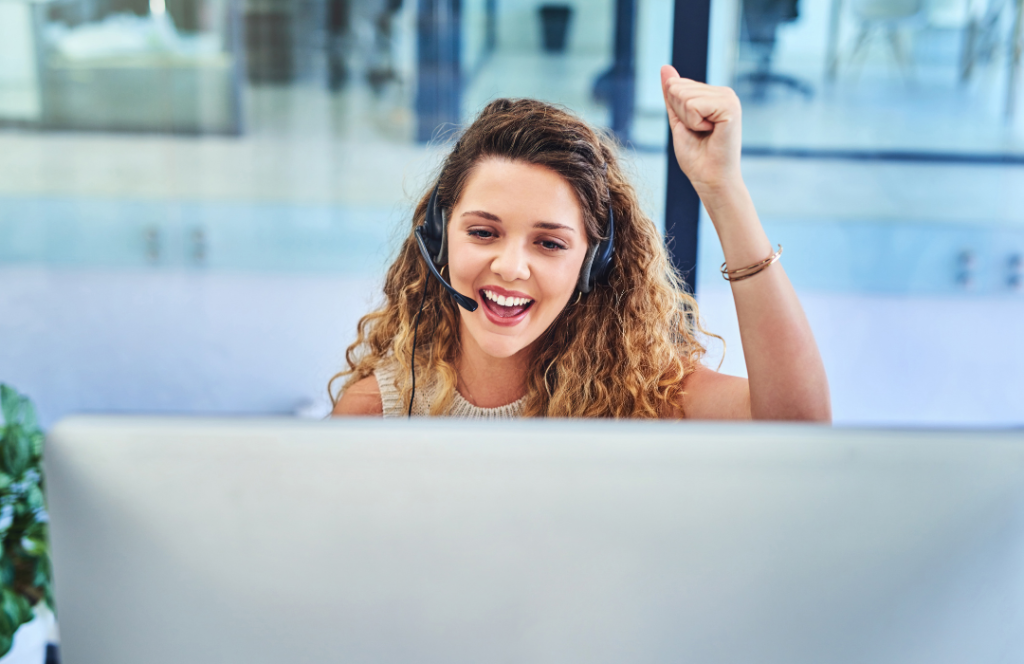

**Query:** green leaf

left=20, top=406, right=37, bottom=438
left=19, top=537, right=46, bottom=558
left=0, top=556, right=14, bottom=587
left=1, top=427, right=30, bottom=479
left=23, top=522, right=46, bottom=541
left=0, top=385, right=51, bottom=620
left=0, top=433, right=11, bottom=478
left=28, top=432, right=43, bottom=463
left=32, top=556, right=51, bottom=590
left=0, top=385, right=40, bottom=444
left=0, top=385, right=18, bottom=427
left=0, top=386, right=29, bottom=431
left=0, top=629, right=12, bottom=659
left=11, top=502, right=28, bottom=521
left=0, top=601, right=12, bottom=634
left=24, top=487, right=44, bottom=513
left=1, top=588, right=32, bottom=632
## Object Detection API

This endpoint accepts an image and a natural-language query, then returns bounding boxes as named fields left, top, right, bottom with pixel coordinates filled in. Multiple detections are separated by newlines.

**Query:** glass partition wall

left=4, top=0, right=1016, bottom=427
left=0, top=0, right=674, bottom=424
left=697, top=0, right=1024, bottom=425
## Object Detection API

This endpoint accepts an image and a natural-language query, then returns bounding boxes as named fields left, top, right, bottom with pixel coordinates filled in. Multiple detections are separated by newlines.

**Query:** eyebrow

left=461, top=210, right=577, bottom=233
left=534, top=221, right=576, bottom=232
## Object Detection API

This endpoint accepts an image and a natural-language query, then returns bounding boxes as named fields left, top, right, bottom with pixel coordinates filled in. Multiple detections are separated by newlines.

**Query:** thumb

left=660, top=64, right=682, bottom=125
left=660, top=64, right=680, bottom=91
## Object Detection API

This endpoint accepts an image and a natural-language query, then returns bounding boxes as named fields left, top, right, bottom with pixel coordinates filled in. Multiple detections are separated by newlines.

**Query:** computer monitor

left=45, top=417, right=1024, bottom=663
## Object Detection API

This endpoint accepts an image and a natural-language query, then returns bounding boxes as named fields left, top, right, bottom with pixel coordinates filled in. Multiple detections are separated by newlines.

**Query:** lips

left=479, top=288, right=534, bottom=324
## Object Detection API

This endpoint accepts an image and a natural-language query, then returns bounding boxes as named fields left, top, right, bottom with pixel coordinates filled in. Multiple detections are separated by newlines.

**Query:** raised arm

left=661, top=65, right=831, bottom=422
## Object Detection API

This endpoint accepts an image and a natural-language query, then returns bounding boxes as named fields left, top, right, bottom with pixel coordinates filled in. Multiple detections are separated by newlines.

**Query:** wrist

left=693, top=175, right=748, bottom=212
left=694, top=177, right=771, bottom=267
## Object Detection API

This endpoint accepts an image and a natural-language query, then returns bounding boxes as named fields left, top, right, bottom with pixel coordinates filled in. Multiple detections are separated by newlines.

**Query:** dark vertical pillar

left=416, top=0, right=462, bottom=143
left=227, top=0, right=245, bottom=136
left=664, top=0, right=711, bottom=293
left=610, top=0, right=637, bottom=142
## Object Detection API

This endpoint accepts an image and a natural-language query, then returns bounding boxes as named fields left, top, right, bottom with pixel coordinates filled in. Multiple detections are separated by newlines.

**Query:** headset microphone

left=414, top=225, right=478, bottom=312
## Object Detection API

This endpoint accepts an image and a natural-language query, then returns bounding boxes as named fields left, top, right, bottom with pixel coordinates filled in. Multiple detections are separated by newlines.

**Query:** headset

left=413, top=185, right=480, bottom=312
left=414, top=176, right=615, bottom=306
left=407, top=167, right=616, bottom=417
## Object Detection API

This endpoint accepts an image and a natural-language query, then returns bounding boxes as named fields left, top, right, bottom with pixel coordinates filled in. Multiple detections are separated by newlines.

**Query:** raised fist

left=661, top=64, right=744, bottom=194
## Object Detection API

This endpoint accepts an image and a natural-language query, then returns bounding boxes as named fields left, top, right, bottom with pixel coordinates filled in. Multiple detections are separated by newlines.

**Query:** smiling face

left=446, top=158, right=589, bottom=361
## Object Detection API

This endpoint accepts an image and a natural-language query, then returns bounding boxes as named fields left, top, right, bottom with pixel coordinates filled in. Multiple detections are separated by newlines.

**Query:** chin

left=460, top=313, right=540, bottom=360
left=475, top=332, right=533, bottom=360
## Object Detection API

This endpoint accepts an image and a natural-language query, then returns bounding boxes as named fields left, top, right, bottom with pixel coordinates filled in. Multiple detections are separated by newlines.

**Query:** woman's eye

left=468, top=229, right=495, bottom=239
left=539, top=239, right=567, bottom=251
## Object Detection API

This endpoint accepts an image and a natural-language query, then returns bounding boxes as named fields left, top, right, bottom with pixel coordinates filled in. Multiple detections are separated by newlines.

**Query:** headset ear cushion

left=577, top=203, right=615, bottom=293
left=423, top=184, right=449, bottom=265
left=436, top=208, right=448, bottom=265
left=577, top=242, right=599, bottom=293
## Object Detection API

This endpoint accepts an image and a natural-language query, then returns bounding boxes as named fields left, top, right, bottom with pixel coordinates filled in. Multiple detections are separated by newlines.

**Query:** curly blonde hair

left=330, top=98, right=710, bottom=417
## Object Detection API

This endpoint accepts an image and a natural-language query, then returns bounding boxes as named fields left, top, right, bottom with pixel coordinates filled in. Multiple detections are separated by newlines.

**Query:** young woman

left=331, top=66, right=830, bottom=420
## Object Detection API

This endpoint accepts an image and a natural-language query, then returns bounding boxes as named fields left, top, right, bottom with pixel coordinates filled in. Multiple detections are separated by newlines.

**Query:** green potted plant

left=0, top=384, right=54, bottom=657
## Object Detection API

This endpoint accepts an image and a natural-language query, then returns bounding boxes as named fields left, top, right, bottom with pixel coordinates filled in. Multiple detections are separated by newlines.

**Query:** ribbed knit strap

left=374, top=358, right=525, bottom=418
left=374, top=359, right=407, bottom=418
left=373, top=357, right=447, bottom=418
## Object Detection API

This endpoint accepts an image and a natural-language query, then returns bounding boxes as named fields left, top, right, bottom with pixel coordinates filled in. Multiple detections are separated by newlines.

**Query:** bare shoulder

left=669, top=364, right=751, bottom=420
left=331, top=375, right=384, bottom=417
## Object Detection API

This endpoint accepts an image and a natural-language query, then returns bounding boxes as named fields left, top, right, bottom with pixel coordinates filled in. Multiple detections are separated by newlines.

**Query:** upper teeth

left=483, top=290, right=532, bottom=307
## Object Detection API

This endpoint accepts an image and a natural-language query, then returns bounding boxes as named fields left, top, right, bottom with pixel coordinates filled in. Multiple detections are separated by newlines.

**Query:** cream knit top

left=374, top=357, right=525, bottom=418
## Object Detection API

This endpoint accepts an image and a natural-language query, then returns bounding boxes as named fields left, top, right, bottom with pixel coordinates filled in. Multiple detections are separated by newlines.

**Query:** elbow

left=757, top=403, right=831, bottom=423
left=751, top=386, right=832, bottom=423
left=799, top=402, right=832, bottom=424
left=784, top=377, right=832, bottom=423
left=791, top=389, right=832, bottom=424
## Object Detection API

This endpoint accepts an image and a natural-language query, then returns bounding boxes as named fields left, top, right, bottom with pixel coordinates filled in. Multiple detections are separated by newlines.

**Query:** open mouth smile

left=479, top=288, right=535, bottom=325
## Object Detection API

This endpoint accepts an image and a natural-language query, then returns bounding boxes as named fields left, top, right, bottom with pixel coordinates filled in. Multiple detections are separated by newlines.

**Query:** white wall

left=699, top=285, right=1024, bottom=427
left=5, top=264, right=1022, bottom=429
left=0, top=268, right=377, bottom=427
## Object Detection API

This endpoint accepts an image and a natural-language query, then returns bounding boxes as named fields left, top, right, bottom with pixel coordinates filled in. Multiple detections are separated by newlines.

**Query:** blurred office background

left=0, top=0, right=1021, bottom=428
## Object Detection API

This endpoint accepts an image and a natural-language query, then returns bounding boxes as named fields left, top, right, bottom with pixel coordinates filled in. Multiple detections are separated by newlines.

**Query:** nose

left=490, top=239, right=530, bottom=283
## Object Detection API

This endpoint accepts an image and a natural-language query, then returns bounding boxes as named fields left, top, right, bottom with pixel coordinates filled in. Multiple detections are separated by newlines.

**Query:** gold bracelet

left=720, top=244, right=783, bottom=282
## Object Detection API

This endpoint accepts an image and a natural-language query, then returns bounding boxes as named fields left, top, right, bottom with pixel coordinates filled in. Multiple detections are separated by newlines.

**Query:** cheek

left=542, top=255, right=585, bottom=300
left=447, top=245, right=483, bottom=288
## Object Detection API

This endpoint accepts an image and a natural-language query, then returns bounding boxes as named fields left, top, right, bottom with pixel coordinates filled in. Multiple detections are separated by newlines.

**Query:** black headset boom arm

left=414, top=226, right=479, bottom=312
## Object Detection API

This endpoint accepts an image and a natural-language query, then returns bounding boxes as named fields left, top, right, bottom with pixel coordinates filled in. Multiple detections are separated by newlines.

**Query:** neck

left=456, top=325, right=531, bottom=408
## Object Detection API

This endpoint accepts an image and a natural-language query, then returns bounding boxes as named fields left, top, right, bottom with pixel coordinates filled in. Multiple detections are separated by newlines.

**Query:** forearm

left=699, top=181, right=831, bottom=422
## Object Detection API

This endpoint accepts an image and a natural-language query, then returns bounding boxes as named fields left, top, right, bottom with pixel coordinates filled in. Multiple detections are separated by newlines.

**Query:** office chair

left=737, top=0, right=813, bottom=102
left=961, top=0, right=1010, bottom=82
left=848, top=0, right=925, bottom=79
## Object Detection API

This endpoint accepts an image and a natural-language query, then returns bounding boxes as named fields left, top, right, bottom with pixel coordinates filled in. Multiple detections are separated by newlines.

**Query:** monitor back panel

left=45, top=418, right=1024, bottom=664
